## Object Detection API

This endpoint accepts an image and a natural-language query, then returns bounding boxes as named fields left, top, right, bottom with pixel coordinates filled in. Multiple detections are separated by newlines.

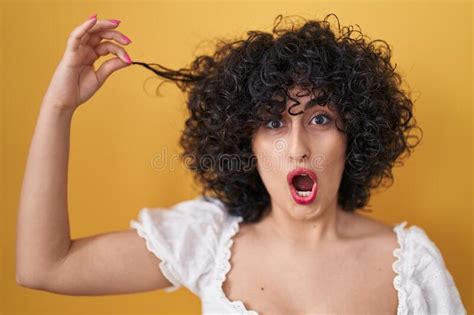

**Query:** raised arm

left=15, top=15, right=176, bottom=294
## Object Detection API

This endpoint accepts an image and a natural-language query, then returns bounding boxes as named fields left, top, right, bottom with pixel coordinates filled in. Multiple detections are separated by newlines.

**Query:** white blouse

left=129, top=196, right=467, bottom=315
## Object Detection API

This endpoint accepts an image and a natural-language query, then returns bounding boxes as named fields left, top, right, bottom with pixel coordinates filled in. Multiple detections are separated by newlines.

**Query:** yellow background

left=1, top=0, right=472, bottom=314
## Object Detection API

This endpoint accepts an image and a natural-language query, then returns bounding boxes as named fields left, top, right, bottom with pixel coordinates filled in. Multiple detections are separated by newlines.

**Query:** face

left=251, top=85, right=347, bottom=221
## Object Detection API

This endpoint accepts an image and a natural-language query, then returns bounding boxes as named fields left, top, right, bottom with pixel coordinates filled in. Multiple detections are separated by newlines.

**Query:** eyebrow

left=304, top=96, right=329, bottom=110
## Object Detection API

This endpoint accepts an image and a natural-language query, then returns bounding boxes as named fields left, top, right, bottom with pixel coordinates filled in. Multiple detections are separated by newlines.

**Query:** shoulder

left=135, top=195, right=236, bottom=234
left=341, top=211, right=400, bottom=249
left=344, top=213, right=466, bottom=313
left=394, top=222, right=453, bottom=271
left=130, top=195, right=240, bottom=296
left=136, top=194, right=238, bottom=249
left=391, top=222, right=467, bottom=314
left=150, top=195, right=229, bottom=218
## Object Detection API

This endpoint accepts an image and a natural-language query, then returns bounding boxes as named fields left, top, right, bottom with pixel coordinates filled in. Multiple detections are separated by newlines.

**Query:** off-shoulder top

left=129, top=196, right=467, bottom=315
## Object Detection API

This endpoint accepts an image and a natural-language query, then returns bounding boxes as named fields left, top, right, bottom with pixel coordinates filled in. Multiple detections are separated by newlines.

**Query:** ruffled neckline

left=392, top=220, right=409, bottom=315
left=215, top=215, right=258, bottom=314
left=216, top=216, right=409, bottom=315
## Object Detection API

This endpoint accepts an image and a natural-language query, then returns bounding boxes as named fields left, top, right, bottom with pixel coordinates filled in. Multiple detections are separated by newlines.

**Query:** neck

left=261, top=197, right=349, bottom=250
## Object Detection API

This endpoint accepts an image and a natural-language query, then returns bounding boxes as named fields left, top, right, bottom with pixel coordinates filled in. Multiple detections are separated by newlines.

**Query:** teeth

left=296, top=190, right=311, bottom=197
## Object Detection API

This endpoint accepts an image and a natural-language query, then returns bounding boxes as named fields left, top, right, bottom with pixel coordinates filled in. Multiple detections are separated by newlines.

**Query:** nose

left=287, top=125, right=310, bottom=162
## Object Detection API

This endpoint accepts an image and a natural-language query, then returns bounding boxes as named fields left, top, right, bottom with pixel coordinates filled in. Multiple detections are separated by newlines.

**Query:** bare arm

left=14, top=15, right=177, bottom=294
left=29, top=229, right=177, bottom=295
left=16, top=104, right=74, bottom=285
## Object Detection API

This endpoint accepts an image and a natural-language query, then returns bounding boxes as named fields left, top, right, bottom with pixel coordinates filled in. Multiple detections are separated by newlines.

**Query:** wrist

left=39, top=101, right=76, bottom=118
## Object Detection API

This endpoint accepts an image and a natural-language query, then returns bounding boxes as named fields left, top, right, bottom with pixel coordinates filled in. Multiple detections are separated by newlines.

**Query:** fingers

left=94, top=41, right=132, bottom=65
left=88, top=19, right=122, bottom=34
left=79, top=19, right=122, bottom=46
left=67, top=16, right=98, bottom=52
left=95, top=57, right=131, bottom=86
left=86, top=29, right=132, bottom=48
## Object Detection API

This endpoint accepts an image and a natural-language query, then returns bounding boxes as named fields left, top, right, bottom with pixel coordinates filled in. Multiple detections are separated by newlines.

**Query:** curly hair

left=132, top=13, right=423, bottom=223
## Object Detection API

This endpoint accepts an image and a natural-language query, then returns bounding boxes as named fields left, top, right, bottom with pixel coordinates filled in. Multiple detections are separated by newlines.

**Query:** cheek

left=252, top=136, right=283, bottom=179
left=252, top=132, right=274, bottom=158
left=311, top=134, right=347, bottom=173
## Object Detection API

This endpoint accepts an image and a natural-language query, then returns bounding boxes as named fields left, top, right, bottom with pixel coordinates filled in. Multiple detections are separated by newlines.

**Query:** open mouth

left=287, top=168, right=318, bottom=205
left=292, top=174, right=315, bottom=196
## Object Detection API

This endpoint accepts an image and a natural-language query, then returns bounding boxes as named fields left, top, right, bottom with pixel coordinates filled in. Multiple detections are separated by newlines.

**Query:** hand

left=41, top=15, right=133, bottom=111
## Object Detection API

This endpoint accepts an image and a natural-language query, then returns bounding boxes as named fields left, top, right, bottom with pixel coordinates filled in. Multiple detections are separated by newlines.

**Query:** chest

left=221, top=227, right=399, bottom=315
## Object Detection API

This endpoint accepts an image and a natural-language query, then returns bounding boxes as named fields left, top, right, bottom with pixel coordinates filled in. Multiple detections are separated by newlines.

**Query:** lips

left=287, top=167, right=318, bottom=205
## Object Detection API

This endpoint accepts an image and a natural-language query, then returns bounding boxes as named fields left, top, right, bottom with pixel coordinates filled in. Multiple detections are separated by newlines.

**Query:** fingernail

left=109, top=19, right=121, bottom=25
left=122, top=35, right=132, bottom=43
left=123, top=53, right=132, bottom=64
left=88, top=13, right=97, bottom=20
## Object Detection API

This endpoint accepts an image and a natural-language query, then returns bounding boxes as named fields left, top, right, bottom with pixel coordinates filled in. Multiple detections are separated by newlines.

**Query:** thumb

left=96, top=57, right=131, bottom=85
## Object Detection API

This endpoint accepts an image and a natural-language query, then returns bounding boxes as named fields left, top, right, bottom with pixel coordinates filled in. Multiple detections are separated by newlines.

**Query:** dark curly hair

left=132, top=13, right=423, bottom=223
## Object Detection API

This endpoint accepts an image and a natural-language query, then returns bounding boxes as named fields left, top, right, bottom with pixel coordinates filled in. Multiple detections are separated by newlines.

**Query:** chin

left=287, top=197, right=324, bottom=218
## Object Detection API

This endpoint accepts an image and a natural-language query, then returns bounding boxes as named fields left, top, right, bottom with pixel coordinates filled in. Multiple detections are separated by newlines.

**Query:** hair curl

left=132, top=13, right=423, bottom=223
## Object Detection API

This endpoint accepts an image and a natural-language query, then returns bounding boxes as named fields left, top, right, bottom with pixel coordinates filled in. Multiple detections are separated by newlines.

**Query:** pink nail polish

left=109, top=19, right=121, bottom=25
left=88, top=13, right=97, bottom=20
left=123, top=53, right=132, bottom=64
left=122, top=35, right=132, bottom=43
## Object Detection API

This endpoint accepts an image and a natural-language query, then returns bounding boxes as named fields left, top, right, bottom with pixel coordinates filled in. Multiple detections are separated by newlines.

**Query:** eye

left=310, top=113, right=332, bottom=125
left=265, top=119, right=284, bottom=129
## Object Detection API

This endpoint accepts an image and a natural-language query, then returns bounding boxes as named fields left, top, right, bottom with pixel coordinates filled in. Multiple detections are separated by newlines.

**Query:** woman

left=16, top=12, right=466, bottom=315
